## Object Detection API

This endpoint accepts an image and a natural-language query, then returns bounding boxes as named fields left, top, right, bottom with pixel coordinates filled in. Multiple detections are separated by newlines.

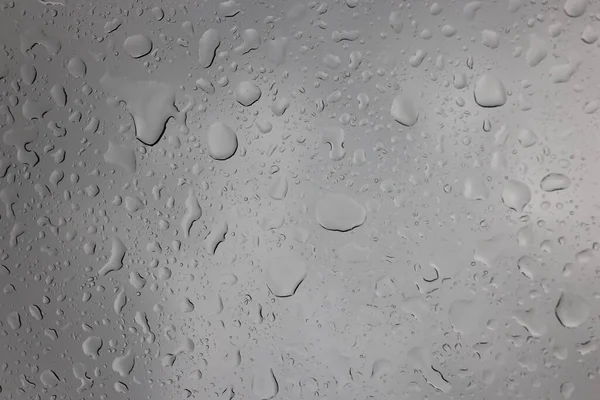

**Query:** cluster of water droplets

left=0, top=0, right=600, bottom=399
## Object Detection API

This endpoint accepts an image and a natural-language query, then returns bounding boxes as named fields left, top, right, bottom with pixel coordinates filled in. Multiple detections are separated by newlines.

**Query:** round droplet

left=123, top=34, right=153, bottom=58
left=555, top=291, right=590, bottom=328
left=265, top=258, right=307, bottom=297
left=234, top=81, right=261, bottom=106
left=207, top=122, right=238, bottom=160
left=375, top=276, right=396, bottom=297
left=564, top=0, right=587, bottom=17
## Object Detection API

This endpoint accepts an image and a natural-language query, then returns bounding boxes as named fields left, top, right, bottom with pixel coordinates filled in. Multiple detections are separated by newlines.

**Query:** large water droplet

left=315, top=194, right=366, bottom=232
left=390, top=94, right=419, bottom=126
left=234, top=81, right=261, bottom=106
left=123, top=34, right=153, bottom=58
left=564, top=0, right=588, bottom=17
left=252, top=368, right=279, bottom=400
left=501, top=180, right=531, bottom=211
left=198, top=29, right=221, bottom=68
left=474, top=74, right=507, bottom=107
left=555, top=291, right=591, bottom=328
left=540, top=173, right=571, bottom=192
left=207, top=122, right=238, bottom=160
left=265, top=256, right=307, bottom=297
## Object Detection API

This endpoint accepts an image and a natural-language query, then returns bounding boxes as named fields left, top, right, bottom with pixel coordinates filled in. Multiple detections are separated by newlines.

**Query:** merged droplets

left=82, top=336, right=103, bottom=359
left=100, top=73, right=189, bottom=146
left=3, top=127, right=40, bottom=166
left=98, top=236, right=126, bottom=276
left=513, top=308, right=548, bottom=337
left=234, top=28, right=261, bottom=54
left=113, top=288, right=127, bottom=315
left=112, top=350, right=135, bottom=377
left=20, top=27, right=62, bottom=55
left=198, top=28, right=220, bottom=68
left=181, top=190, right=201, bottom=238
left=204, top=221, right=228, bottom=255
left=526, top=33, right=548, bottom=67
left=321, top=126, right=346, bottom=161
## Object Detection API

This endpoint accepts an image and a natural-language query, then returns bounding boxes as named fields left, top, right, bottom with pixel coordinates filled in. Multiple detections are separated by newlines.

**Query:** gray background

left=1, top=0, right=600, bottom=399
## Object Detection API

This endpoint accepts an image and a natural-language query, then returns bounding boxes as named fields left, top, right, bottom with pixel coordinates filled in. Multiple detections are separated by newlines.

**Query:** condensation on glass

left=0, top=0, right=599, bottom=399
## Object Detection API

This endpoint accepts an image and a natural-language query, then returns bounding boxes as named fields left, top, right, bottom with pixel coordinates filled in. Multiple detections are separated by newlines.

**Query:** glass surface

left=1, top=0, right=600, bottom=399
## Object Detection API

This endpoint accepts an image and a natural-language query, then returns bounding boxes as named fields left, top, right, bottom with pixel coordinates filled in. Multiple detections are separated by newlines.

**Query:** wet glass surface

left=1, top=0, right=600, bottom=399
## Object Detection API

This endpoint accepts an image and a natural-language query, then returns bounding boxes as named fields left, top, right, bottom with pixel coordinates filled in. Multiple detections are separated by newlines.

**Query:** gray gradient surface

left=1, top=0, right=600, bottom=399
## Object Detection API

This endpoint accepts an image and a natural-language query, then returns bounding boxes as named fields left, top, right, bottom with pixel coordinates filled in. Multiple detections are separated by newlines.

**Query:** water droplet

left=316, top=194, right=366, bottom=232
left=112, top=350, right=135, bottom=377
left=265, top=256, right=307, bottom=297
left=540, top=173, right=571, bottom=192
left=198, top=29, right=220, bottom=68
left=474, top=74, right=507, bottom=107
left=252, top=368, right=279, bottom=400
left=234, top=81, right=261, bottom=106
left=123, top=34, right=153, bottom=58
left=391, top=94, right=419, bottom=126
left=564, top=0, right=588, bottom=17
left=207, top=122, right=238, bottom=160
left=501, top=180, right=531, bottom=211
left=67, top=56, right=87, bottom=78
left=555, top=291, right=591, bottom=328
left=82, top=336, right=103, bottom=359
